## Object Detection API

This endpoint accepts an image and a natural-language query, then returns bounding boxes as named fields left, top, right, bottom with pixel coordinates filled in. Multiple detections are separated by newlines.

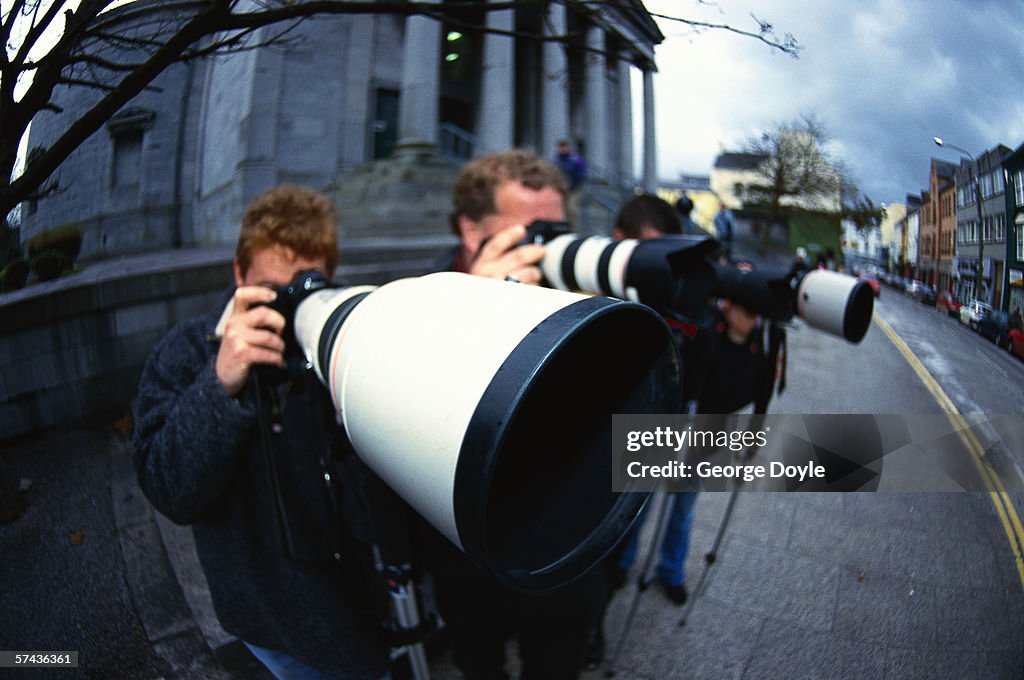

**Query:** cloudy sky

left=639, top=0, right=1024, bottom=206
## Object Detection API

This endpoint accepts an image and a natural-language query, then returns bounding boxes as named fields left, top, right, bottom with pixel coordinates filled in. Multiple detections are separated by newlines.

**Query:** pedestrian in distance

left=553, top=139, right=587, bottom=193
left=554, top=139, right=588, bottom=229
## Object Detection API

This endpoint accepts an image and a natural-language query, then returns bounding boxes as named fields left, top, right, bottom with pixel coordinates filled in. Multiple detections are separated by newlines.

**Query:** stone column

left=641, top=66, right=657, bottom=193
left=477, top=1, right=515, bottom=153
left=240, top=48, right=283, bottom=206
left=617, top=51, right=634, bottom=186
left=339, top=15, right=374, bottom=171
left=540, top=1, right=569, bottom=157
left=584, top=25, right=609, bottom=180
left=396, top=2, right=441, bottom=154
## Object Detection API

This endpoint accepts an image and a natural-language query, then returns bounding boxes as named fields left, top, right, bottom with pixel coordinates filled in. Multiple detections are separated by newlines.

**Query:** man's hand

left=215, top=286, right=287, bottom=397
left=468, top=224, right=546, bottom=285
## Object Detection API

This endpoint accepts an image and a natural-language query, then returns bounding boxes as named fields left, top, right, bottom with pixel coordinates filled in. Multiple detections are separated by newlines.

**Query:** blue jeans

left=244, top=642, right=342, bottom=680
left=617, top=491, right=698, bottom=587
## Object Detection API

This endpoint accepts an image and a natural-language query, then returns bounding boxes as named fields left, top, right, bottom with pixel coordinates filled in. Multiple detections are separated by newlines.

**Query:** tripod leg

left=388, top=579, right=432, bottom=680
left=677, top=482, right=741, bottom=628
left=602, top=489, right=674, bottom=677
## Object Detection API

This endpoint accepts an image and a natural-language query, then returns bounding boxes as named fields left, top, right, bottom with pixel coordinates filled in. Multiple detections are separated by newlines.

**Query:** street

left=572, top=281, right=1024, bottom=679
left=871, top=284, right=1024, bottom=416
left=2, top=270, right=1022, bottom=680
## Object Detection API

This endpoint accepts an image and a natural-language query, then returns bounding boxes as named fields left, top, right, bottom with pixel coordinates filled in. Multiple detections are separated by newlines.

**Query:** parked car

left=936, top=291, right=962, bottom=318
left=959, top=300, right=993, bottom=330
left=916, top=284, right=937, bottom=306
left=977, top=310, right=1010, bottom=347
left=903, top=280, right=936, bottom=304
left=857, top=272, right=880, bottom=297
left=1008, top=327, right=1024, bottom=360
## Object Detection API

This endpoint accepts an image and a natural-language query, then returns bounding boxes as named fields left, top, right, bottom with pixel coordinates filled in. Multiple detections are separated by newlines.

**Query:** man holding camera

left=133, top=185, right=390, bottom=679
left=425, top=149, right=604, bottom=679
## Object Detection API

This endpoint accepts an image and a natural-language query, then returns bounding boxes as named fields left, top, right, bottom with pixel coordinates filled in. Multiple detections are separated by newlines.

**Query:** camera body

left=518, top=220, right=572, bottom=247
left=259, top=270, right=335, bottom=354
left=541, top=234, right=874, bottom=343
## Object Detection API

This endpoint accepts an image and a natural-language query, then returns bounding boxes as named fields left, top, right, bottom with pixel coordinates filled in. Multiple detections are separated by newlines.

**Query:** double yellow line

left=874, top=314, right=1024, bottom=589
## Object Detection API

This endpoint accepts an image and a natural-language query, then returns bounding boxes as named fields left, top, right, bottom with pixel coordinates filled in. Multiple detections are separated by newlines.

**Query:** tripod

left=602, top=441, right=756, bottom=678
left=378, top=557, right=433, bottom=680
left=253, top=365, right=436, bottom=680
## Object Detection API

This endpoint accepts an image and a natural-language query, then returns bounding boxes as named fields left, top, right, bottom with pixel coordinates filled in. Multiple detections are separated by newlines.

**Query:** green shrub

left=30, top=250, right=72, bottom=282
left=0, top=258, right=29, bottom=292
left=26, top=223, right=82, bottom=261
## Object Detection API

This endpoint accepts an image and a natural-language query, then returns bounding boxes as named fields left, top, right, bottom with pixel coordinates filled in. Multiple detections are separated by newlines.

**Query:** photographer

left=607, top=194, right=697, bottom=607
left=585, top=194, right=697, bottom=668
left=427, top=150, right=605, bottom=679
left=133, top=185, right=390, bottom=679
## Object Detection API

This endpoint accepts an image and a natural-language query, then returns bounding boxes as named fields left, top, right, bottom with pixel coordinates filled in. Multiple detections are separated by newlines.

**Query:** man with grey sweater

left=133, top=185, right=389, bottom=679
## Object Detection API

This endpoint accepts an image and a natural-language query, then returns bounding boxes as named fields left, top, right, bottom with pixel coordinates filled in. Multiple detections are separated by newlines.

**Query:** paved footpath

left=0, top=250, right=1021, bottom=678
left=1, top=421, right=1021, bottom=679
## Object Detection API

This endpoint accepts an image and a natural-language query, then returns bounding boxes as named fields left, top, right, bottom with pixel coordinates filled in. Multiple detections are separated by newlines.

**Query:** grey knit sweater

left=132, top=303, right=389, bottom=678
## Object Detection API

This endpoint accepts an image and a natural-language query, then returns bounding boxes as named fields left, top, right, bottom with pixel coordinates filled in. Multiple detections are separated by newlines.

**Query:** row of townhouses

left=844, top=142, right=1024, bottom=315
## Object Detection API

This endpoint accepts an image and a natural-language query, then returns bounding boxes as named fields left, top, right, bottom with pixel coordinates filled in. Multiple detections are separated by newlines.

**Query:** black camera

left=255, top=270, right=335, bottom=355
left=518, top=220, right=572, bottom=247
left=476, top=220, right=572, bottom=257
left=540, top=234, right=874, bottom=343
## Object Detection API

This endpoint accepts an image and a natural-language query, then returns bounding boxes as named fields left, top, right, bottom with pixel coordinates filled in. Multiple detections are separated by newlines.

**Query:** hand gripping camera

left=269, top=270, right=682, bottom=592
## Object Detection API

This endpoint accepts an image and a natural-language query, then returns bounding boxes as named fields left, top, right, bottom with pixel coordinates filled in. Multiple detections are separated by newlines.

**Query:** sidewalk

left=1, top=419, right=1021, bottom=679
left=1, top=247, right=1021, bottom=678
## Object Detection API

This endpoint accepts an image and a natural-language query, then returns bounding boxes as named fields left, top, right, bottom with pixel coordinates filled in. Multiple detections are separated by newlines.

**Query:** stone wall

left=0, top=241, right=456, bottom=441
left=0, top=250, right=234, bottom=440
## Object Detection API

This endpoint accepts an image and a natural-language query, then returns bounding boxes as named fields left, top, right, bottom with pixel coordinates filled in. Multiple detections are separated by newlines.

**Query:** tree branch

left=646, top=10, right=801, bottom=57
left=1, top=0, right=31, bottom=52
left=5, top=3, right=226, bottom=216
left=12, top=0, right=67, bottom=68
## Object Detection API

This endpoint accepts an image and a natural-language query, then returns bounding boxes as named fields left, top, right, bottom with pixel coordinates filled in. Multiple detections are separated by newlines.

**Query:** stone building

left=20, top=1, right=664, bottom=266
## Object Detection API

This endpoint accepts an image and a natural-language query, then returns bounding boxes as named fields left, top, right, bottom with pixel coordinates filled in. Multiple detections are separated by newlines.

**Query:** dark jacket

left=132, top=301, right=389, bottom=679
left=694, top=319, right=779, bottom=415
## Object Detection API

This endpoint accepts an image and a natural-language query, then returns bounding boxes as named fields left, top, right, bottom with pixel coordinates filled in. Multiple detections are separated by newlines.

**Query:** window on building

left=1015, top=170, right=1024, bottom=207
left=106, top=107, right=154, bottom=189
left=111, top=130, right=143, bottom=187
left=372, top=88, right=399, bottom=160
left=981, top=173, right=994, bottom=199
left=983, top=215, right=992, bottom=242
left=996, top=214, right=1006, bottom=242
left=964, top=185, right=975, bottom=205
left=1018, top=217, right=1024, bottom=259
left=994, top=170, right=1004, bottom=195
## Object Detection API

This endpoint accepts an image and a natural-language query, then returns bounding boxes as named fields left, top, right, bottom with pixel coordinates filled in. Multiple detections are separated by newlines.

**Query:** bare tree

left=0, top=0, right=801, bottom=224
left=740, top=116, right=843, bottom=250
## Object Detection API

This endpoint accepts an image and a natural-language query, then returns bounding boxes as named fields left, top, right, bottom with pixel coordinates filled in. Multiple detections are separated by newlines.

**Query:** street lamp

left=934, top=136, right=985, bottom=304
